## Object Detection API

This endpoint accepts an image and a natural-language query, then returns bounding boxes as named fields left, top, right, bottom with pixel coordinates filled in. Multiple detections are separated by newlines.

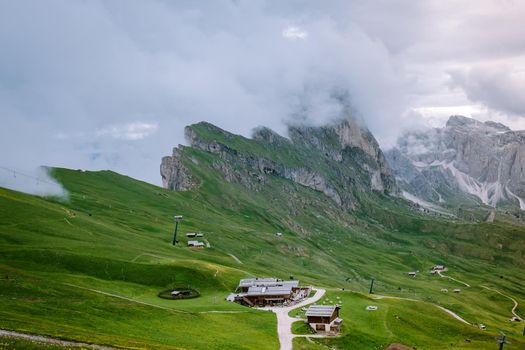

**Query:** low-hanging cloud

left=0, top=166, right=68, bottom=199
left=96, top=122, right=159, bottom=141
left=0, top=0, right=524, bottom=189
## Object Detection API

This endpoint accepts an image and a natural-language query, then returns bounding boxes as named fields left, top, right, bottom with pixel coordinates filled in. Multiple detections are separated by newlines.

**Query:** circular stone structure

left=158, top=287, right=200, bottom=300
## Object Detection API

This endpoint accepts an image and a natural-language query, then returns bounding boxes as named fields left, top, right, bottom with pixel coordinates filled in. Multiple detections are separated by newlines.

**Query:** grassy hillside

left=1, top=166, right=524, bottom=349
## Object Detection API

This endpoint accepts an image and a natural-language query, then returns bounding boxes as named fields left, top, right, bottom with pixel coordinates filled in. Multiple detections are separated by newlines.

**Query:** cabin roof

left=306, top=305, right=338, bottom=317
left=239, top=278, right=299, bottom=289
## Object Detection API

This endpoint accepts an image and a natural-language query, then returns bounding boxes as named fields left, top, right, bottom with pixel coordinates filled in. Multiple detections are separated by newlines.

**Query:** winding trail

left=259, top=287, right=326, bottom=350
left=437, top=270, right=471, bottom=287
left=63, top=283, right=189, bottom=314
left=0, top=329, right=119, bottom=349
left=228, top=253, right=243, bottom=264
left=481, top=286, right=523, bottom=321
left=130, top=252, right=170, bottom=263
left=435, top=305, right=472, bottom=325
left=372, top=294, right=472, bottom=326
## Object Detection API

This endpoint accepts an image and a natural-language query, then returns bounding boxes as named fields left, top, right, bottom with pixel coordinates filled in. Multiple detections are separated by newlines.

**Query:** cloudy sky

left=1, top=0, right=525, bottom=188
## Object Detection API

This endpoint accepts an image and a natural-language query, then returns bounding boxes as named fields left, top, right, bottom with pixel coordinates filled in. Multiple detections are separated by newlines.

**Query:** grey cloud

left=448, top=66, right=525, bottom=116
left=0, top=0, right=524, bottom=190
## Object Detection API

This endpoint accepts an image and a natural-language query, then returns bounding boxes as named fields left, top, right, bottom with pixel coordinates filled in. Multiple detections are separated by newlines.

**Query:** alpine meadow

left=1, top=1, right=525, bottom=350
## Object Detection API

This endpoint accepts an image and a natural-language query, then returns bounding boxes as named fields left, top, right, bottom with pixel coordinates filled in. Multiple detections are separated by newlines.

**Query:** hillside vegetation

left=1, top=123, right=525, bottom=349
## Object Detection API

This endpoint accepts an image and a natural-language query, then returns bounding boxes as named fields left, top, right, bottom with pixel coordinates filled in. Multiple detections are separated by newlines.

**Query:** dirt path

left=372, top=294, right=472, bottom=326
left=435, top=305, right=471, bottom=325
left=437, top=270, right=471, bottom=287
left=228, top=253, right=243, bottom=264
left=130, top=252, right=172, bottom=263
left=481, top=286, right=523, bottom=321
left=259, top=287, right=326, bottom=350
left=63, top=283, right=189, bottom=314
left=0, top=329, right=120, bottom=349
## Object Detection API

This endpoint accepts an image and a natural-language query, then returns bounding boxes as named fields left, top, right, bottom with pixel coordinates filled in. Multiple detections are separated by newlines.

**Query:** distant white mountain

left=386, top=116, right=525, bottom=210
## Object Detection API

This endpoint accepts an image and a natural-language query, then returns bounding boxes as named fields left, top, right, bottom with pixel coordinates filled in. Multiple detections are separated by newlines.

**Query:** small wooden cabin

left=306, top=305, right=342, bottom=334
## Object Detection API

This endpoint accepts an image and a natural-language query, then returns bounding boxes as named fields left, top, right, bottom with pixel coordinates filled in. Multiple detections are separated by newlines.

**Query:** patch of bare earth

left=385, top=343, right=414, bottom=350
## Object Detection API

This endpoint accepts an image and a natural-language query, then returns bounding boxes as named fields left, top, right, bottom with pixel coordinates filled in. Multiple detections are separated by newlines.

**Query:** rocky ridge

left=161, top=119, right=398, bottom=210
left=386, top=116, right=525, bottom=209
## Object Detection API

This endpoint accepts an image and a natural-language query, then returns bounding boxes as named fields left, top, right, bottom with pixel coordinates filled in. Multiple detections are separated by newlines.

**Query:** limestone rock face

left=161, top=118, right=398, bottom=210
left=160, top=148, right=197, bottom=191
left=386, top=116, right=525, bottom=209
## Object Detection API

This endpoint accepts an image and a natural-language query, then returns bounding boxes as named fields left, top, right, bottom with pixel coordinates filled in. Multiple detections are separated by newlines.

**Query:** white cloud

left=0, top=0, right=524, bottom=187
left=411, top=104, right=487, bottom=127
left=0, top=166, right=68, bottom=199
left=282, top=26, right=308, bottom=40
left=96, top=122, right=158, bottom=141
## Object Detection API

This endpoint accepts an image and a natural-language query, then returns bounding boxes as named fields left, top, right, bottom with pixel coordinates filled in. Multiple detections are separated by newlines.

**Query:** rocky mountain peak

left=445, top=115, right=480, bottom=128
left=386, top=116, right=525, bottom=210
left=252, top=126, right=289, bottom=145
left=161, top=118, right=398, bottom=210
left=445, top=115, right=511, bottom=134
left=484, top=120, right=511, bottom=132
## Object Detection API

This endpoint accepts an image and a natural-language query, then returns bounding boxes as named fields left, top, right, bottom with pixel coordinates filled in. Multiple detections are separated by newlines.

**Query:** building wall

left=244, top=294, right=290, bottom=305
left=307, top=309, right=339, bottom=325
left=309, top=323, right=329, bottom=332
left=307, top=316, right=332, bottom=324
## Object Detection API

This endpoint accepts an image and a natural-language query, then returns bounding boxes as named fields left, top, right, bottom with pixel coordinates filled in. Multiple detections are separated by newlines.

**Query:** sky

left=1, top=0, right=525, bottom=191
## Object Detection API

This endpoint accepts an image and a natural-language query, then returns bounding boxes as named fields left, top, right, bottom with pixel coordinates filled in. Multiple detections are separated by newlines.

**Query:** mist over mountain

left=2, top=1, right=525, bottom=191
left=386, top=116, right=525, bottom=210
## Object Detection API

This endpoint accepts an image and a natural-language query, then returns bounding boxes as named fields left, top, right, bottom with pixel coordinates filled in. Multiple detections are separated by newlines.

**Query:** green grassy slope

left=0, top=166, right=524, bottom=349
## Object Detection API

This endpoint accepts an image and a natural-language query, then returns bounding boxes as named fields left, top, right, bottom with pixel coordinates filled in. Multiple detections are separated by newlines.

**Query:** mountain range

left=386, top=116, right=525, bottom=211
left=162, top=115, right=525, bottom=215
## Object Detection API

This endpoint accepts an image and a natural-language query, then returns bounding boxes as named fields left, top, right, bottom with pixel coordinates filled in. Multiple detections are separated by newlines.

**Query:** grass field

left=1, top=167, right=525, bottom=349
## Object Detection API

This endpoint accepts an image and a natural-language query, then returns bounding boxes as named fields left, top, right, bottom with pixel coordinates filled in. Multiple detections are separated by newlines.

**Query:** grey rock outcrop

left=160, top=148, right=197, bottom=191
left=386, top=116, right=525, bottom=209
left=161, top=118, right=398, bottom=210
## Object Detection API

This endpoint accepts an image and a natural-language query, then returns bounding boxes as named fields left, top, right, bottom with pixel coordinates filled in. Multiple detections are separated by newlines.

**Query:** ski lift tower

left=495, top=332, right=510, bottom=350
left=172, top=215, right=183, bottom=245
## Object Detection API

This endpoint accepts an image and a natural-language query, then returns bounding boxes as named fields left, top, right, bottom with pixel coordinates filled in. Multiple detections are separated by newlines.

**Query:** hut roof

left=306, top=305, right=338, bottom=317
left=239, top=278, right=299, bottom=289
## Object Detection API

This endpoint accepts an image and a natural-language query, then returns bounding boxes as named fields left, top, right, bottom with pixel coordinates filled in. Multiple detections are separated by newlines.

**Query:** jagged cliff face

left=386, top=116, right=525, bottom=209
left=161, top=119, right=398, bottom=210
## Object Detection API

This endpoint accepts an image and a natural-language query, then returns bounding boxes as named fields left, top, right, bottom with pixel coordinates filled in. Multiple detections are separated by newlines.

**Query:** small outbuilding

left=408, top=272, right=417, bottom=277
left=453, top=288, right=461, bottom=293
left=276, top=232, right=283, bottom=237
left=196, top=233, right=204, bottom=237
left=305, top=305, right=342, bottom=334
left=186, top=232, right=197, bottom=238
left=188, top=240, right=205, bottom=248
